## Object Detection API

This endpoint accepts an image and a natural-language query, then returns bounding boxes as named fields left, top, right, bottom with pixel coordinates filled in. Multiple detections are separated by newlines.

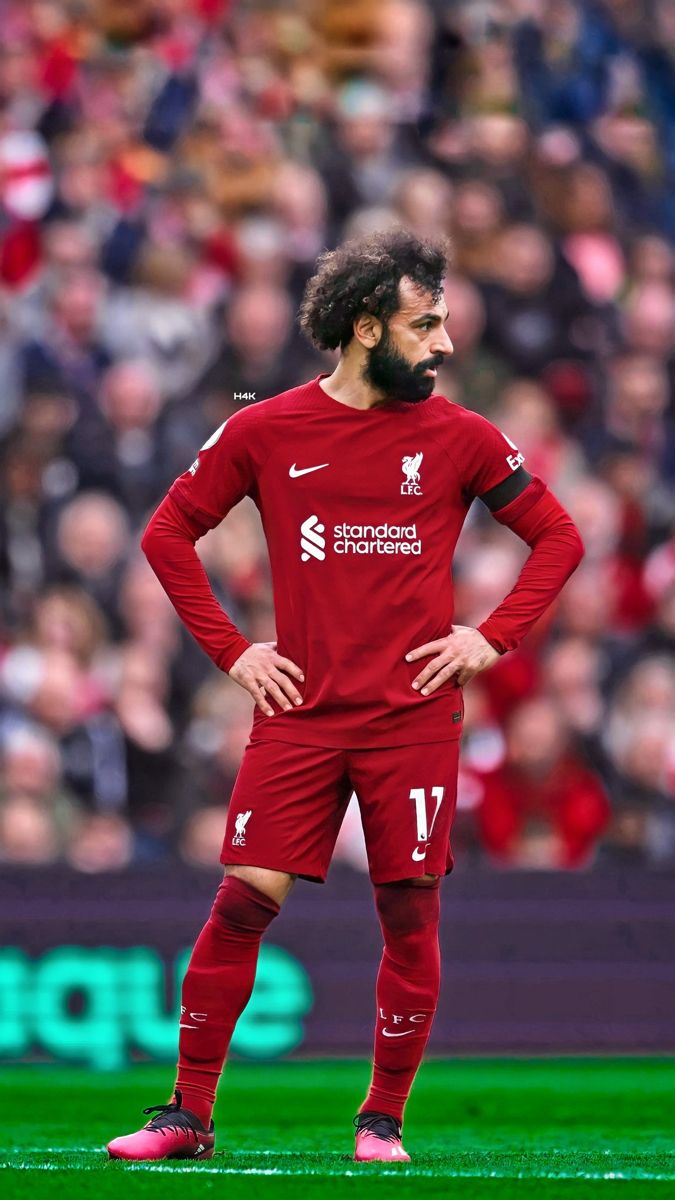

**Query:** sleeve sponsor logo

left=200, top=421, right=228, bottom=451
left=502, top=430, right=525, bottom=471
left=185, top=420, right=228, bottom=475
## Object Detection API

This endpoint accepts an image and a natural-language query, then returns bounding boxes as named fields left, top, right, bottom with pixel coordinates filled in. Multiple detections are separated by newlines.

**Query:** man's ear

left=353, top=312, right=382, bottom=348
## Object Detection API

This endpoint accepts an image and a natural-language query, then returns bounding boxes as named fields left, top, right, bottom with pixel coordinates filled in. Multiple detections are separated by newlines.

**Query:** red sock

left=360, top=882, right=440, bottom=1123
left=175, top=875, right=279, bottom=1127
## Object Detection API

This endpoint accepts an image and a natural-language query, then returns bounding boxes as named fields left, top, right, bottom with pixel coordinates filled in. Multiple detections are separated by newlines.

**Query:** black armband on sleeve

left=479, top=466, right=533, bottom=512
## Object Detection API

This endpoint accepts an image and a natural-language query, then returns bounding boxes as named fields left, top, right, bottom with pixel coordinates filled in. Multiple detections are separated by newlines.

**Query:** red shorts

left=221, top=738, right=460, bottom=885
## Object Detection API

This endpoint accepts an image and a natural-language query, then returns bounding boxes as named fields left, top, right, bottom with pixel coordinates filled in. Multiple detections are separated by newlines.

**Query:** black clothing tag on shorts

left=452, top=710, right=462, bottom=723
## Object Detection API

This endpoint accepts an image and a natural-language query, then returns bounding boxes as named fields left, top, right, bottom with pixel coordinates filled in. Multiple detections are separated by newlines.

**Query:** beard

left=362, top=326, right=444, bottom=404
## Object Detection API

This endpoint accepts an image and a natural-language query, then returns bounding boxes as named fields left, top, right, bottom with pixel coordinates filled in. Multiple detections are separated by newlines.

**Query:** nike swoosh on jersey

left=382, top=1028, right=416, bottom=1038
left=289, top=463, right=330, bottom=477
left=411, top=845, right=428, bottom=861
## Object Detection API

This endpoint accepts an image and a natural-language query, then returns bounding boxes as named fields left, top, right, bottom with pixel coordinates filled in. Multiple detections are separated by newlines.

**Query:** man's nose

left=432, top=329, right=454, bottom=356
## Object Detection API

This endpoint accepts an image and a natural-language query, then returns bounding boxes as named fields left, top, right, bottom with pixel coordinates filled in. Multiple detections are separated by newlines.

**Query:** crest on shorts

left=232, top=809, right=252, bottom=846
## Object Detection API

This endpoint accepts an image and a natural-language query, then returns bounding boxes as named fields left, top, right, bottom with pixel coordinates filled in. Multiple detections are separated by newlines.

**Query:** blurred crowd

left=0, top=0, right=674, bottom=874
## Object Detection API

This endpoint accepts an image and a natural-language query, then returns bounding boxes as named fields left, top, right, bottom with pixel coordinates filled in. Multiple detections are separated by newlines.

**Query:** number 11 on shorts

left=410, top=786, right=445, bottom=860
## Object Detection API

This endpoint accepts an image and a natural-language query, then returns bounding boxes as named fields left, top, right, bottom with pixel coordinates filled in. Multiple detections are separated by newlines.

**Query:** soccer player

left=107, top=230, right=583, bottom=1164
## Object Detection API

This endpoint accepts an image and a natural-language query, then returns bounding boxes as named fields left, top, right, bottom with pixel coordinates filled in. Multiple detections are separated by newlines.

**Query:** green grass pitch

left=1, top=1059, right=673, bottom=1198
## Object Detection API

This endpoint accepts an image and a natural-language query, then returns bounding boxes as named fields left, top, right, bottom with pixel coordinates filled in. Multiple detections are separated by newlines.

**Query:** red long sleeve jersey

left=152, top=374, right=583, bottom=748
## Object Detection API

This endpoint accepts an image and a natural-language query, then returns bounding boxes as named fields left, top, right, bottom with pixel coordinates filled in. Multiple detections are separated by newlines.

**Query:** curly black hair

left=299, top=228, right=450, bottom=351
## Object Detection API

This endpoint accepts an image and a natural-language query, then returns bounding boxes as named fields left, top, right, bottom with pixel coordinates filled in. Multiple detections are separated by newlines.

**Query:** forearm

left=141, top=494, right=251, bottom=673
left=477, top=482, right=584, bottom=655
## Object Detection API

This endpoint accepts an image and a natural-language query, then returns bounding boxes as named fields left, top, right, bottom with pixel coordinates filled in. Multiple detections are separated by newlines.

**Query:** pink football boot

left=354, top=1111, right=411, bottom=1162
left=107, top=1089, right=215, bottom=1161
